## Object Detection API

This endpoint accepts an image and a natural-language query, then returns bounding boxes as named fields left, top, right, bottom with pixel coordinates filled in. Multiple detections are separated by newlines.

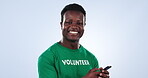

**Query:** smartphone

left=104, top=66, right=112, bottom=70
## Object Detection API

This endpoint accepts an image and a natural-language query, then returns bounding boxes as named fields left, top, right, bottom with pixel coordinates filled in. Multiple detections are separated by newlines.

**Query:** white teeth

left=69, top=31, right=78, bottom=34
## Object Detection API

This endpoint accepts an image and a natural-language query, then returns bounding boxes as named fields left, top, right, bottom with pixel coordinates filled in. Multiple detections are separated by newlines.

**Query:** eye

left=65, top=21, right=72, bottom=25
left=77, top=22, right=83, bottom=25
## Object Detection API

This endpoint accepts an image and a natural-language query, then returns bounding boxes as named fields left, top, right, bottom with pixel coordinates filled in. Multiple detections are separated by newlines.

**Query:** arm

left=38, top=52, right=57, bottom=78
left=82, top=67, right=110, bottom=78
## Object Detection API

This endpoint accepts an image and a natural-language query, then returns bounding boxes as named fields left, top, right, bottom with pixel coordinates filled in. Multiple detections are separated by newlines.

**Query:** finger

left=106, top=76, right=109, bottom=78
left=102, top=73, right=109, bottom=78
left=102, top=69, right=109, bottom=74
left=94, top=72, right=101, bottom=76
left=95, top=72, right=103, bottom=77
left=99, top=73, right=103, bottom=77
left=98, top=72, right=109, bottom=78
left=102, top=73, right=108, bottom=78
left=94, top=70, right=107, bottom=77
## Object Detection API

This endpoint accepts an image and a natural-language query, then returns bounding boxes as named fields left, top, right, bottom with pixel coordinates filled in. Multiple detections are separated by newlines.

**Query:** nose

left=70, top=24, right=79, bottom=30
left=71, top=24, right=78, bottom=28
left=71, top=22, right=78, bottom=26
left=71, top=22, right=80, bottom=28
left=69, top=24, right=78, bottom=31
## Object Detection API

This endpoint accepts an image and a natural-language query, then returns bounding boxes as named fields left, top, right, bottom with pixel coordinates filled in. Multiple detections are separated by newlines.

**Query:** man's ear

left=84, top=23, right=86, bottom=26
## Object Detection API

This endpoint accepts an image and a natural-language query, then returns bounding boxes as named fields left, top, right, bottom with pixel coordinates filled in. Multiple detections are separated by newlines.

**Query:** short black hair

left=61, top=3, right=86, bottom=23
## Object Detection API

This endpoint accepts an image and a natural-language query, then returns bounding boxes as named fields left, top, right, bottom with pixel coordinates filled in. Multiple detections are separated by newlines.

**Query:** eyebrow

left=65, top=19, right=83, bottom=22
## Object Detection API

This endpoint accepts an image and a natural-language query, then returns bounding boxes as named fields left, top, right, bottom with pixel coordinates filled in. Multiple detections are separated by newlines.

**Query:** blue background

left=0, top=0, right=148, bottom=78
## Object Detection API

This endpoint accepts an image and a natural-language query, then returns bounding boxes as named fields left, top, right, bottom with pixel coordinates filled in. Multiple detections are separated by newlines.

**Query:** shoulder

left=80, top=45, right=97, bottom=59
left=39, top=42, right=59, bottom=58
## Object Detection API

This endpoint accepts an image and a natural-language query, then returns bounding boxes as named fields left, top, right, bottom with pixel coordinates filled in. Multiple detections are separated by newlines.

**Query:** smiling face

left=61, top=10, right=85, bottom=42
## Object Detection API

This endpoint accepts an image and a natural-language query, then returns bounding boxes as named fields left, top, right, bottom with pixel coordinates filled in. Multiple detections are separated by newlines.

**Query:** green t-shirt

left=38, top=42, right=99, bottom=78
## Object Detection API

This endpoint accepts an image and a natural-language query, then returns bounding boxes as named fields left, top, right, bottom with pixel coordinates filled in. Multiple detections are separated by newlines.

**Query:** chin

left=67, top=38, right=80, bottom=42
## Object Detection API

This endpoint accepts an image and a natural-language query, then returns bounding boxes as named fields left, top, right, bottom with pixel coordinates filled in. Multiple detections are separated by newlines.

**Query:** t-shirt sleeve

left=93, top=56, right=99, bottom=68
left=38, top=51, right=57, bottom=78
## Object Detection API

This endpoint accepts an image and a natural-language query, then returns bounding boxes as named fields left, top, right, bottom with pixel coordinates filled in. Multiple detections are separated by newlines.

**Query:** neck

left=59, top=39, right=80, bottom=49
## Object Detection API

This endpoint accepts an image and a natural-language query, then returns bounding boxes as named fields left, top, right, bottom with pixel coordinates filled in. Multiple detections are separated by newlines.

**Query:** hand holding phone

left=97, top=66, right=111, bottom=77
